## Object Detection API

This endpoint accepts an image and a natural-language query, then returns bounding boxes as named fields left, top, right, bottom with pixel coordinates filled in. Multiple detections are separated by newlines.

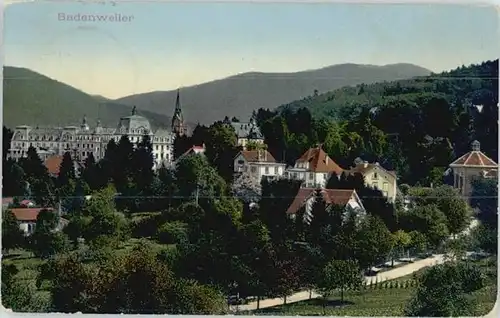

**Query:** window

left=309, top=173, right=314, bottom=180
left=251, top=166, right=257, bottom=173
left=372, top=172, right=378, bottom=180
left=383, top=182, right=389, bottom=191
left=265, top=167, right=269, bottom=174
left=238, top=160, right=244, bottom=165
left=274, top=166, right=279, bottom=174
left=372, top=182, right=379, bottom=189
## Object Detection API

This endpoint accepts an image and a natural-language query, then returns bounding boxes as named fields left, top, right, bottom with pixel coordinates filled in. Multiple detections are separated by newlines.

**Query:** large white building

left=8, top=107, right=176, bottom=169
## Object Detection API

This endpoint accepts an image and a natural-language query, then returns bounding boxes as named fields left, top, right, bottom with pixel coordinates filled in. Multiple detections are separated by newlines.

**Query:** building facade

left=234, top=150, right=286, bottom=180
left=228, top=118, right=265, bottom=149
left=9, top=105, right=178, bottom=169
left=348, top=159, right=398, bottom=203
left=284, top=145, right=344, bottom=188
left=449, top=140, right=498, bottom=197
left=286, top=188, right=366, bottom=225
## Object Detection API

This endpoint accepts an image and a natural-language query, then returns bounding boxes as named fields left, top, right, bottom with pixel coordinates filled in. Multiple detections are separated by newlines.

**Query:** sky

left=4, top=1, right=499, bottom=99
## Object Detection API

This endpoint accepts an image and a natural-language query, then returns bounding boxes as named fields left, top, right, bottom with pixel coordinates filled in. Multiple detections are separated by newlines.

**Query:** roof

left=348, top=162, right=397, bottom=179
left=180, top=145, right=206, bottom=158
left=10, top=208, right=54, bottom=222
left=2, top=197, right=14, bottom=206
left=450, top=151, right=497, bottom=168
left=230, top=122, right=263, bottom=139
left=296, top=146, right=343, bottom=174
left=20, top=200, right=34, bottom=206
left=238, top=150, right=277, bottom=163
left=44, top=155, right=63, bottom=175
left=286, top=188, right=356, bottom=214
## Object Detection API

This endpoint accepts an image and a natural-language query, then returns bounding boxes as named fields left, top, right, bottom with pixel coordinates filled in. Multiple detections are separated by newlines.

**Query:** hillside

left=115, top=63, right=431, bottom=125
left=278, top=60, right=499, bottom=121
left=2, top=67, right=176, bottom=130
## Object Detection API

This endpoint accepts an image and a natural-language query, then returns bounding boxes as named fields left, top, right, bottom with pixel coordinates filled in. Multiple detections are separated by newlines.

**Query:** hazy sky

left=4, top=1, right=499, bottom=99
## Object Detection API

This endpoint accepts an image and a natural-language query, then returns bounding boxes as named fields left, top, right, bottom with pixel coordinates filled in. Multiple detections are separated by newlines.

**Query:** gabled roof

left=295, top=146, right=343, bottom=174
left=237, top=150, right=277, bottom=163
left=450, top=151, right=497, bottom=168
left=10, top=208, right=54, bottom=222
left=180, top=145, right=206, bottom=158
left=348, top=162, right=397, bottom=179
left=44, top=155, right=63, bottom=175
left=286, top=188, right=357, bottom=214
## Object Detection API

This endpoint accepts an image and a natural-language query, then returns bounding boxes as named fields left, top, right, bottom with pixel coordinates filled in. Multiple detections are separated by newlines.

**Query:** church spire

left=171, top=88, right=186, bottom=135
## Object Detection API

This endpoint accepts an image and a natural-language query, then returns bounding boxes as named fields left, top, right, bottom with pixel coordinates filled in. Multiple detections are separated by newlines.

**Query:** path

left=231, top=218, right=478, bottom=312
left=232, top=254, right=447, bottom=312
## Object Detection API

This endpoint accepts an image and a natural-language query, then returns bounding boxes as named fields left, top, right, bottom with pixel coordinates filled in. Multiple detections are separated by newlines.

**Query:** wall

left=363, top=168, right=397, bottom=202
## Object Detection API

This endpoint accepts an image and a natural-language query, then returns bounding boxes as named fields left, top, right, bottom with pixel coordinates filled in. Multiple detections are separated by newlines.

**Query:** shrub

left=131, top=212, right=162, bottom=238
left=157, top=221, right=188, bottom=244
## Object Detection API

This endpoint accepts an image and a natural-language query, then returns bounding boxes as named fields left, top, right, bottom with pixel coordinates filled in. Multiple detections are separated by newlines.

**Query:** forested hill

left=278, top=60, right=498, bottom=122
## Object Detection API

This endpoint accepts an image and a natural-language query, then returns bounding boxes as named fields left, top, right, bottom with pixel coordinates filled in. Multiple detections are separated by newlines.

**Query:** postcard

left=2, top=0, right=498, bottom=316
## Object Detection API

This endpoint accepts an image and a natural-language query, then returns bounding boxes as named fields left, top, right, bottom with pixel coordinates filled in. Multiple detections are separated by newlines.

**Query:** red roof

left=20, top=200, right=34, bottom=206
left=239, top=150, right=277, bottom=163
left=450, top=151, right=497, bottom=167
left=10, top=208, right=54, bottom=222
left=179, top=145, right=206, bottom=158
left=295, top=146, right=343, bottom=174
left=286, top=188, right=356, bottom=214
left=44, top=155, right=63, bottom=175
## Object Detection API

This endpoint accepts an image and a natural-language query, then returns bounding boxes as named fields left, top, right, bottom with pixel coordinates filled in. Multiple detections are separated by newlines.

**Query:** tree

left=405, top=261, right=485, bottom=316
left=406, top=204, right=450, bottom=250
left=132, top=134, right=155, bottom=192
left=316, top=259, right=364, bottom=311
left=231, top=171, right=262, bottom=204
left=470, top=178, right=497, bottom=231
left=20, top=146, right=55, bottom=207
left=355, top=215, right=394, bottom=270
left=57, top=151, right=76, bottom=188
left=2, top=209, right=25, bottom=252
left=205, top=121, right=240, bottom=181
left=392, top=230, right=412, bottom=262
left=81, top=152, right=100, bottom=190
left=30, top=209, right=70, bottom=259
left=2, top=160, right=28, bottom=197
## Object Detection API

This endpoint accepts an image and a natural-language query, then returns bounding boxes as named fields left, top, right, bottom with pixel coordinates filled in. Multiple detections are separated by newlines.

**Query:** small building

left=229, top=119, right=265, bottom=150
left=347, top=159, right=398, bottom=202
left=9, top=207, right=67, bottom=236
left=286, top=188, right=366, bottom=224
left=449, top=140, right=498, bottom=197
left=234, top=150, right=286, bottom=180
left=175, top=144, right=206, bottom=164
left=284, top=145, right=343, bottom=188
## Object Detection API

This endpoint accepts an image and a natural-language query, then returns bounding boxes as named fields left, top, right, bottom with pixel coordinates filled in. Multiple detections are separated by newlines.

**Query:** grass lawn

left=249, top=257, right=497, bottom=316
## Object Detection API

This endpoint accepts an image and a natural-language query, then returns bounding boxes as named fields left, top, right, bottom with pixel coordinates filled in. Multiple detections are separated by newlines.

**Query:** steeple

left=171, top=88, right=186, bottom=135
left=81, top=115, right=89, bottom=131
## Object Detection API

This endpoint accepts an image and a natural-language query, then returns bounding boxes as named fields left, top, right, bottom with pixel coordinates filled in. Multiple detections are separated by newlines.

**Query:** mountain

left=115, top=63, right=431, bottom=125
left=3, top=67, right=177, bottom=130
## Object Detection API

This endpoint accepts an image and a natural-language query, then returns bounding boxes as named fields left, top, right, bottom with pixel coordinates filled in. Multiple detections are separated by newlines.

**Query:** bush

left=157, top=221, right=188, bottom=244
left=130, top=212, right=162, bottom=238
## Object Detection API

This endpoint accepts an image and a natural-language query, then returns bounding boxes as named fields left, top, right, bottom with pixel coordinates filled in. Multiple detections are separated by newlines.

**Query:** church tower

left=171, top=89, right=186, bottom=136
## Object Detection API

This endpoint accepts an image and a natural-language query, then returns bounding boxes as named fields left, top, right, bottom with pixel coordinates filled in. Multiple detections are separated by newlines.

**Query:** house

left=449, top=140, right=498, bottom=197
left=284, top=145, right=343, bottom=188
left=9, top=207, right=67, bottom=236
left=286, top=188, right=366, bottom=224
left=347, top=158, right=398, bottom=202
left=233, top=150, right=286, bottom=180
left=176, top=144, right=206, bottom=162
left=228, top=119, right=265, bottom=150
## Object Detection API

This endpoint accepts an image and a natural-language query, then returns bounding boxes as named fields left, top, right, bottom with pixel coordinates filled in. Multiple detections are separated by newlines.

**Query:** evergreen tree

left=2, top=209, right=25, bottom=252
left=57, top=152, right=76, bottom=188
left=20, top=146, right=55, bottom=207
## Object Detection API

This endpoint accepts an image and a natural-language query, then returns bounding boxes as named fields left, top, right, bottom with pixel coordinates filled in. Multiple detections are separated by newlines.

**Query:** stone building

left=8, top=93, right=186, bottom=169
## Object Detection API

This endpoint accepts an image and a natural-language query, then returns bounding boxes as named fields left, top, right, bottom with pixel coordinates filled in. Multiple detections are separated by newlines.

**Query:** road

left=231, top=219, right=480, bottom=312
left=232, top=254, right=447, bottom=312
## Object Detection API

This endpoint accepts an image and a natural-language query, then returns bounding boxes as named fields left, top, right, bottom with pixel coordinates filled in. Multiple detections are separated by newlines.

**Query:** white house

left=234, top=150, right=286, bottom=180
left=286, top=188, right=366, bottom=224
left=348, top=159, right=398, bottom=202
left=10, top=207, right=68, bottom=236
left=284, top=145, right=344, bottom=188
